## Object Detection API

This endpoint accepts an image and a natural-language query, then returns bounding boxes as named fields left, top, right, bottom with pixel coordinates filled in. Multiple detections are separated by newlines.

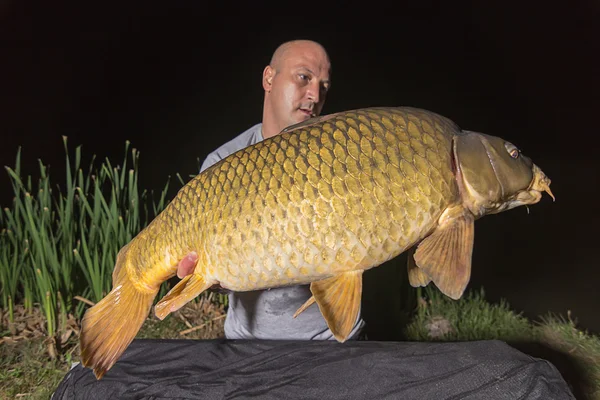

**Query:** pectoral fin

left=407, top=246, right=432, bottom=287
left=413, top=212, right=474, bottom=300
left=309, top=271, right=363, bottom=342
left=154, top=274, right=212, bottom=320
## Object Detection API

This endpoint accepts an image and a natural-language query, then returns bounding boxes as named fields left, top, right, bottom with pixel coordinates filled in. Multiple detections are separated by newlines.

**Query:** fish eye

left=505, top=142, right=520, bottom=159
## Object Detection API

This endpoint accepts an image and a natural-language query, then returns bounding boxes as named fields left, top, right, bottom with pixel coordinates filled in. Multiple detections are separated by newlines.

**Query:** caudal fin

left=80, top=263, right=157, bottom=379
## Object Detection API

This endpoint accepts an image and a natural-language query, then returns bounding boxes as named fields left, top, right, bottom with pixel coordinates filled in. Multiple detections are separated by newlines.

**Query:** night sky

left=1, top=2, right=598, bottom=335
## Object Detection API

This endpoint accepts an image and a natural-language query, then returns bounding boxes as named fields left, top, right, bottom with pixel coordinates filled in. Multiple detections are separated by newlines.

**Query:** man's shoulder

left=200, top=123, right=262, bottom=172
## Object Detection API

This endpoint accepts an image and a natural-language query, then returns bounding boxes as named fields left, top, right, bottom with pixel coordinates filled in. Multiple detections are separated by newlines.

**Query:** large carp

left=80, top=106, right=553, bottom=379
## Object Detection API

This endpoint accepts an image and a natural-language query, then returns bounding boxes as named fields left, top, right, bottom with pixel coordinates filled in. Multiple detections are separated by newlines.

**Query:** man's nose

left=307, top=80, right=321, bottom=104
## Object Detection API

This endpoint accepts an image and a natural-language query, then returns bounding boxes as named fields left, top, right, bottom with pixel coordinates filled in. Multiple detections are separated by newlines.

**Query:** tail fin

left=80, top=255, right=157, bottom=380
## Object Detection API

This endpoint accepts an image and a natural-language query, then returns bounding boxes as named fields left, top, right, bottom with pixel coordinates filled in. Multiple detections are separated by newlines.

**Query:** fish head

left=454, top=130, right=554, bottom=217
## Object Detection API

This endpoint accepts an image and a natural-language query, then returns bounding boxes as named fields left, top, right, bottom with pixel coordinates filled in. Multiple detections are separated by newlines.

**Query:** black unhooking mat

left=52, top=339, right=574, bottom=399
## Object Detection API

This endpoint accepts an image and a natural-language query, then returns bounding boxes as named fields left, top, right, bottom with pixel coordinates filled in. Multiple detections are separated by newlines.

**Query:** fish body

left=80, top=106, right=553, bottom=379
left=128, top=107, right=458, bottom=290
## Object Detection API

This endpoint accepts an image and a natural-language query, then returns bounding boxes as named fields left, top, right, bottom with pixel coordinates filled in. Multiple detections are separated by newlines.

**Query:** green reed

left=0, top=137, right=179, bottom=336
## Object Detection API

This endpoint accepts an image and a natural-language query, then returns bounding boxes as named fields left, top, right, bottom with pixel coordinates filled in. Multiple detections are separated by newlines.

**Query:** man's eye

left=299, top=74, right=308, bottom=80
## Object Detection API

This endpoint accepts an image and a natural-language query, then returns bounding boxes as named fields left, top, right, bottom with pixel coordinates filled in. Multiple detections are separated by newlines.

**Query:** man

left=176, top=39, right=365, bottom=340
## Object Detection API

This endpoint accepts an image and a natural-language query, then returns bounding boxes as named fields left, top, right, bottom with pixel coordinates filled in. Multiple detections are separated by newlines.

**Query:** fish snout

left=530, top=164, right=555, bottom=202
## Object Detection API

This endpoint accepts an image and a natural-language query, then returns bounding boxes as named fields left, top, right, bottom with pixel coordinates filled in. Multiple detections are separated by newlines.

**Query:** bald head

left=261, top=40, right=332, bottom=139
left=269, top=40, right=330, bottom=72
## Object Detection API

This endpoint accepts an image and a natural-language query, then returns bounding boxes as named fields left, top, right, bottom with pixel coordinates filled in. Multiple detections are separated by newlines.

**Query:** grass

left=536, top=314, right=600, bottom=400
left=405, top=287, right=534, bottom=342
left=1, top=297, right=226, bottom=400
left=0, top=137, right=228, bottom=398
left=0, top=138, right=212, bottom=346
left=0, top=337, right=68, bottom=400
left=406, top=286, right=600, bottom=400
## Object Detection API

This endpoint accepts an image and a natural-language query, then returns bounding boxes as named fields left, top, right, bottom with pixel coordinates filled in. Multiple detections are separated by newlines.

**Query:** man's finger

left=177, top=251, right=199, bottom=279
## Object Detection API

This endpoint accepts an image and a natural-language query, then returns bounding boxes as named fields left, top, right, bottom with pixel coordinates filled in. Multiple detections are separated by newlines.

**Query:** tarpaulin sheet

left=52, top=339, right=574, bottom=399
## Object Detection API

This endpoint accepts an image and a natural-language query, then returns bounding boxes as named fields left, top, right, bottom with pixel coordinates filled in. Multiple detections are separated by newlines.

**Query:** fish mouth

left=489, top=164, right=554, bottom=214
left=527, top=164, right=555, bottom=202
left=507, top=164, right=555, bottom=209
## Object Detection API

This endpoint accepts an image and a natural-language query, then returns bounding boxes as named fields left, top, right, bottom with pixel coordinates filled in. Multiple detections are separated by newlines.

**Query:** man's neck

left=260, top=119, right=279, bottom=140
left=261, top=99, right=283, bottom=139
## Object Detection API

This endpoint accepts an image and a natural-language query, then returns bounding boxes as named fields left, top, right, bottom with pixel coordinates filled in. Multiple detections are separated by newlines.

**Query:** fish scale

left=124, top=107, right=461, bottom=292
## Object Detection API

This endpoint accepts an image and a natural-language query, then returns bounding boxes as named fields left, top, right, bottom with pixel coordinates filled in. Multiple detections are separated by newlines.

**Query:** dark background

left=1, top=2, right=598, bottom=335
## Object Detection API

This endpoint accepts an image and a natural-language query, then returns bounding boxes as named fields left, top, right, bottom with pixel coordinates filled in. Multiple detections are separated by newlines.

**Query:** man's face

left=263, top=43, right=331, bottom=134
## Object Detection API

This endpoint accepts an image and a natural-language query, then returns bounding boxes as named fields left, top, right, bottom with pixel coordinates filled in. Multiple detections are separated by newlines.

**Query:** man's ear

left=263, top=65, right=274, bottom=92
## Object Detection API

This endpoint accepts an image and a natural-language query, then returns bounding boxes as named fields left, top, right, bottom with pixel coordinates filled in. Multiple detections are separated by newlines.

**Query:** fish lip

left=516, top=189, right=543, bottom=205
left=486, top=189, right=542, bottom=215
left=527, top=164, right=555, bottom=202
left=504, top=164, right=553, bottom=209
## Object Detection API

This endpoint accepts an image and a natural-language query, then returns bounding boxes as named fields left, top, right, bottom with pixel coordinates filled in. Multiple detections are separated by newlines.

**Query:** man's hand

left=177, top=251, right=198, bottom=279
left=177, top=252, right=229, bottom=294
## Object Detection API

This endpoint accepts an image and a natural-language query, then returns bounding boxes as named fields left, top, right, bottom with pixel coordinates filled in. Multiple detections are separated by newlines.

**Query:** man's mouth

left=299, top=108, right=315, bottom=118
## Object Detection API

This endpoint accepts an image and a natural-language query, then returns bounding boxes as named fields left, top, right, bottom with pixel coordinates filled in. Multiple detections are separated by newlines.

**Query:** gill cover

left=453, top=131, right=534, bottom=215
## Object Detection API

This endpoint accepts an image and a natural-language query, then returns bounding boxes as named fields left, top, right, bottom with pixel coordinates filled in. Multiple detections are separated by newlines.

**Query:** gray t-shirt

left=200, top=123, right=365, bottom=340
